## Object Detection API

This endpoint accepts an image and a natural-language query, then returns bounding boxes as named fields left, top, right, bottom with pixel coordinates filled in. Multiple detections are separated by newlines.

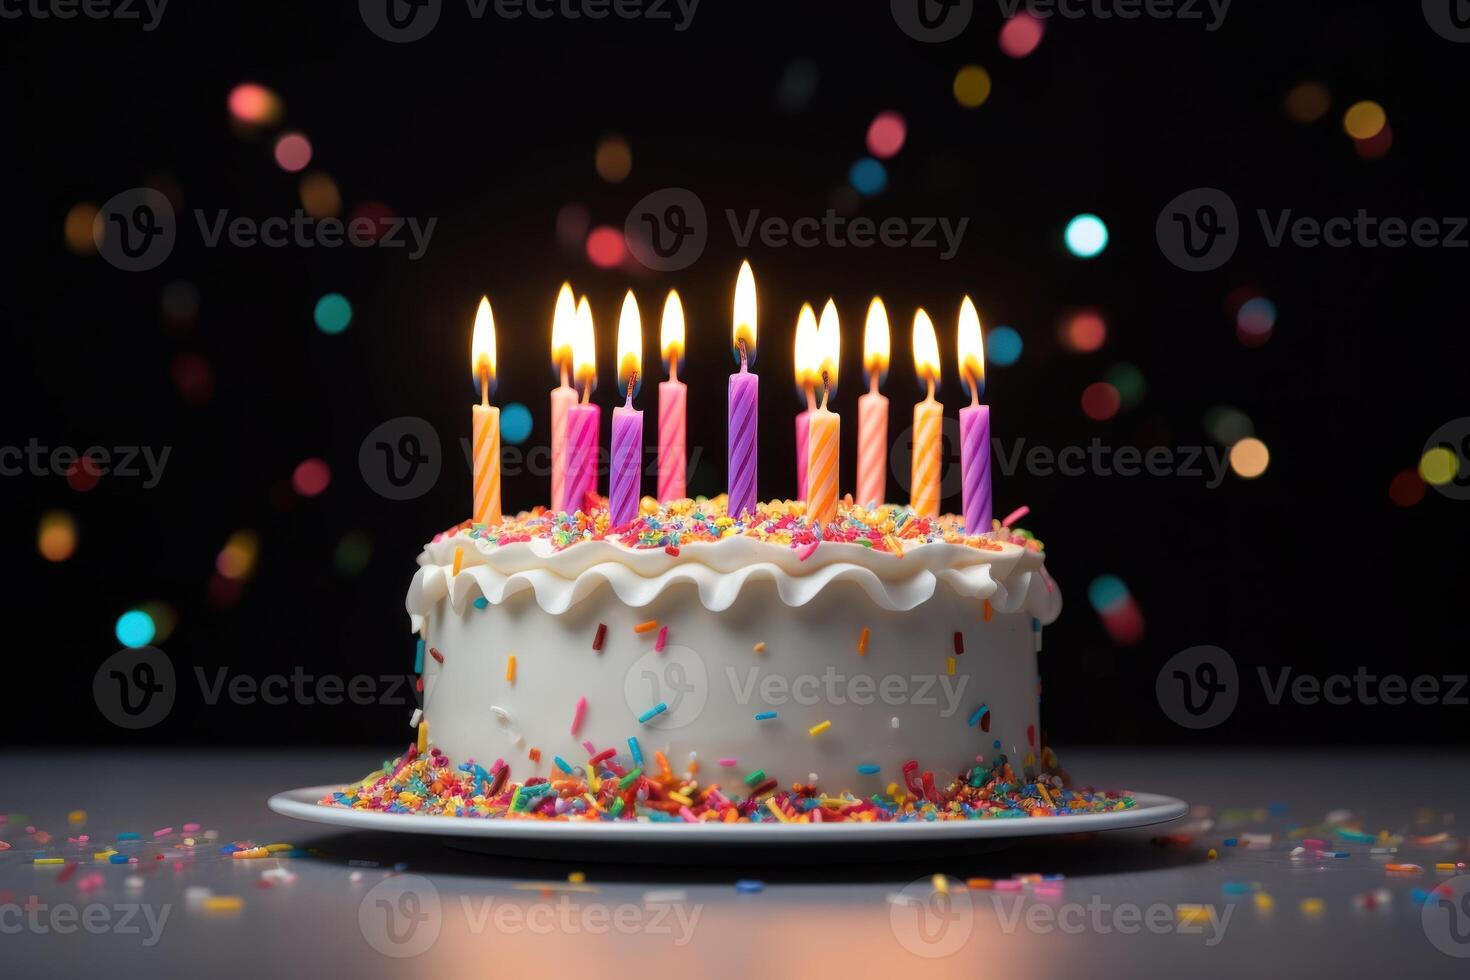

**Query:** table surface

left=3, top=748, right=1466, bottom=978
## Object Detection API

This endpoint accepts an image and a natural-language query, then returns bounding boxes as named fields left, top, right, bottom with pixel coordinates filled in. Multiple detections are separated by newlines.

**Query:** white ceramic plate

left=269, top=785, right=1187, bottom=848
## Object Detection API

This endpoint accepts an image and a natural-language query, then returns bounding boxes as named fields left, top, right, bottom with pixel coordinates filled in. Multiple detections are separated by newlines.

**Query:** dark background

left=3, top=1, right=1466, bottom=748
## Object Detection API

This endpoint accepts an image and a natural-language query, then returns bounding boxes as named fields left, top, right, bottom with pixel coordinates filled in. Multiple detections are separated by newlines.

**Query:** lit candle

left=857, top=297, right=890, bottom=508
left=561, top=296, right=600, bottom=514
left=549, top=283, right=577, bottom=513
left=910, top=308, right=943, bottom=518
left=792, top=302, right=819, bottom=501
left=727, top=260, right=759, bottom=519
left=610, top=291, right=644, bottom=528
left=957, top=296, right=991, bottom=535
left=806, top=304, right=841, bottom=525
left=470, top=296, right=502, bottom=526
left=657, top=290, right=687, bottom=503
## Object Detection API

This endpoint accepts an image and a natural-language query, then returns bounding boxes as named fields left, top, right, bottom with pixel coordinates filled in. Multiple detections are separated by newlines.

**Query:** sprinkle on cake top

left=433, top=495, right=1046, bottom=557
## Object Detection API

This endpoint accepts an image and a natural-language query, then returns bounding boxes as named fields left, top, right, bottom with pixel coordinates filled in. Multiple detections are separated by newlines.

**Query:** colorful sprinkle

left=638, top=702, right=668, bottom=724
left=570, top=696, right=587, bottom=735
left=858, top=627, right=870, bottom=656
left=808, top=720, right=832, bottom=737
left=451, top=547, right=464, bottom=576
left=505, top=655, right=516, bottom=682
left=754, top=711, right=777, bottom=721
left=592, top=623, right=607, bottom=651
left=634, top=619, right=659, bottom=634
left=655, top=626, right=668, bottom=652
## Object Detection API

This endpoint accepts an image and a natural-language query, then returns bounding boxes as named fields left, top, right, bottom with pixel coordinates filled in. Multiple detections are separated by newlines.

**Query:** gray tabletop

left=4, top=748, right=1467, bottom=978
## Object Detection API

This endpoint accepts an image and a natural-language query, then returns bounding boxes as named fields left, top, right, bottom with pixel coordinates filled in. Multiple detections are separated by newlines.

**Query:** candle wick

left=626, top=371, right=637, bottom=404
left=560, top=365, right=570, bottom=389
left=820, top=370, right=831, bottom=411
left=737, top=338, right=748, bottom=372
left=969, top=378, right=981, bottom=409
left=804, top=385, right=816, bottom=413
left=580, top=378, right=591, bottom=405
left=669, top=357, right=678, bottom=384
left=480, top=367, right=490, bottom=408
left=926, top=376, right=936, bottom=402
left=869, top=371, right=880, bottom=397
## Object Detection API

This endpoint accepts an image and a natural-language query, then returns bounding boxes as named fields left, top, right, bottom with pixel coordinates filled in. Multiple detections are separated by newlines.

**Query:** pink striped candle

left=549, top=283, right=577, bottom=513
left=657, top=290, right=686, bottom=502
left=792, top=302, right=818, bottom=500
left=857, top=297, right=890, bottom=507
left=562, top=295, right=600, bottom=514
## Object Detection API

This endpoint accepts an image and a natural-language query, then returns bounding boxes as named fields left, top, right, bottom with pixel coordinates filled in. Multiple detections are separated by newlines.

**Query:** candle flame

left=957, top=295, right=986, bottom=400
left=617, top=289, right=643, bottom=399
left=817, top=298, right=840, bottom=390
left=732, top=259, right=757, bottom=365
left=551, top=281, right=575, bottom=375
left=863, top=296, right=890, bottom=380
left=471, top=296, right=497, bottom=397
left=912, top=308, right=941, bottom=385
left=793, top=302, right=819, bottom=391
left=572, top=295, right=597, bottom=393
left=660, top=289, right=684, bottom=371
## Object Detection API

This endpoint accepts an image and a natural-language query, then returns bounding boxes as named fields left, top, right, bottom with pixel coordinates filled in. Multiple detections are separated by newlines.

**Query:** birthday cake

left=321, top=498, right=1135, bottom=822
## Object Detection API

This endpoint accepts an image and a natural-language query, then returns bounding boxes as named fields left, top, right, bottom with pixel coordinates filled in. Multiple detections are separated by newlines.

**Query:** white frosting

left=407, top=535, right=1062, bottom=622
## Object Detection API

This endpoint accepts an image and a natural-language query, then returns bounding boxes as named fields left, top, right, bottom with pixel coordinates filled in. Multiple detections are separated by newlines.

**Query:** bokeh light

left=1104, top=363, right=1146, bottom=408
left=348, top=201, right=395, bottom=242
left=866, top=111, right=907, bottom=158
left=299, top=172, right=341, bottom=218
left=1081, top=381, right=1121, bottom=421
left=38, top=510, right=78, bottom=562
left=161, top=280, right=200, bottom=328
left=556, top=203, right=590, bottom=251
left=1419, top=446, right=1459, bottom=486
left=849, top=157, right=887, bottom=196
left=1087, top=575, right=1144, bottom=645
left=952, top=65, right=992, bottom=108
left=115, top=609, right=156, bottom=649
left=1284, top=81, right=1331, bottom=124
left=1343, top=101, right=1387, bottom=141
left=1388, top=469, right=1426, bottom=508
left=1229, top=437, right=1270, bottom=478
left=170, top=352, right=214, bottom=406
left=228, top=83, right=284, bottom=126
left=1064, top=214, right=1109, bottom=258
left=775, top=58, right=819, bottom=113
left=314, top=293, right=352, bottom=334
left=500, top=402, right=533, bottom=444
left=216, top=530, right=260, bottom=582
left=1354, top=123, right=1393, bottom=161
left=335, top=530, right=373, bottom=576
left=1236, top=296, right=1277, bottom=346
left=1060, top=310, right=1107, bottom=353
left=1203, top=406, right=1254, bottom=445
left=139, top=601, right=178, bottom=644
left=988, top=325, right=1022, bottom=367
left=594, top=135, right=632, bottom=183
left=273, top=132, right=313, bottom=173
left=67, top=457, right=102, bottom=492
left=585, top=226, right=627, bottom=268
left=64, top=202, right=99, bottom=255
left=292, top=458, right=331, bottom=497
left=999, top=13, right=1045, bottom=58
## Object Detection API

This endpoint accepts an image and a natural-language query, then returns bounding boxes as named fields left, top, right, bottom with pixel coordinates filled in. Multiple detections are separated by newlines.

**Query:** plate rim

left=268, top=785, right=1188, bottom=842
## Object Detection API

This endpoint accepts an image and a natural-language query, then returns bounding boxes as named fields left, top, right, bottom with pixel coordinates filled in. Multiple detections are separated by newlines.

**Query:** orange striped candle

left=857, top=297, right=890, bottom=507
left=471, top=296, right=502, bottom=526
left=807, top=305, right=841, bottom=524
left=910, top=308, right=942, bottom=518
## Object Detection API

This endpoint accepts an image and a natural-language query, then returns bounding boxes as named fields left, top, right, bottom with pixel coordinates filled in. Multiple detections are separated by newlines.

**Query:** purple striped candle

left=610, top=381, right=643, bottom=528
left=960, top=403, right=991, bottom=534
left=728, top=350, right=758, bottom=518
